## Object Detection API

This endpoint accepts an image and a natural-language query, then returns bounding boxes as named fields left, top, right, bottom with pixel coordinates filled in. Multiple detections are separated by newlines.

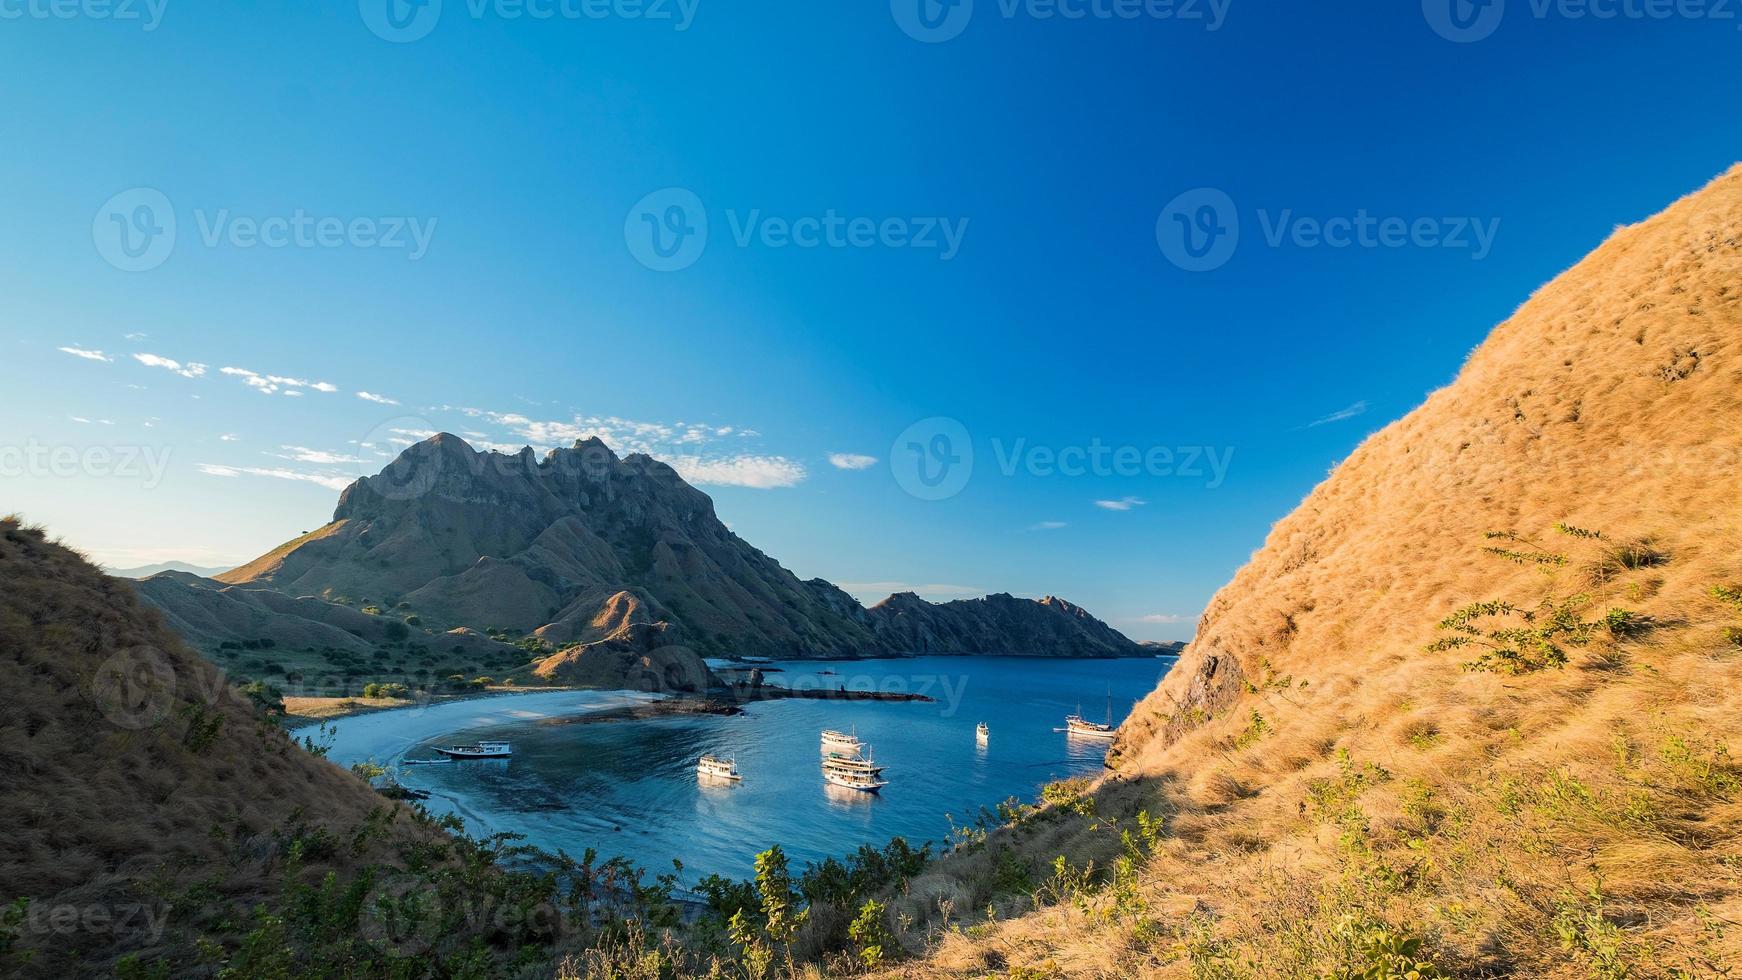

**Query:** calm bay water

left=397, top=656, right=1174, bottom=885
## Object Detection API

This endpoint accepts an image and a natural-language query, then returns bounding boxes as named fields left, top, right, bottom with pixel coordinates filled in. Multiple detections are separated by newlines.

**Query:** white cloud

left=274, top=446, right=366, bottom=465
left=450, top=409, right=801, bottom=489
left=196, top=463, right=354, bottom=491
left=1095, top=496, right=1147, bottom=511
left=1308, top=400, right=1368, bottom=427
left=69, top=416, right=115, bottom=425
left=1129, top=613, right=1190, bottom=625
left=221, top=366, right=336, bottom=397
left=1026, top=521, right=1068, bottom=531
left=59, top=346, right=112, bottom=362
left=123, top=332, right=147, bottom=341
left=828, top=453, right=878, bottom=471
left=665, top=455, right=807, bottom=489
left=219, top=434, right=240, bottom=442
left=133, top=353, right=207, bottom=379
left=357, top=391, right=400, bottom=405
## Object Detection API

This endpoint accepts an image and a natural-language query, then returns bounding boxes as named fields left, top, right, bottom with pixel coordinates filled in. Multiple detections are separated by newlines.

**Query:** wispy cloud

left=58, top=345, right=112, bottom=363
left=357, top=391, right=400, bottom=405
left=133, top=353, right=207, bottom=379
left=443, top=408, right=804, bottom=491
left=70, top=416, right=116, bottom=426
left=1026, top=521, right=1068, bottom=531
left=1128, top=613, right=1190, bottom=625
left=828, top=453, right=878, bottom=470
left=219, top=434, right=240, bottom=442
left=665, top=455, right=807, bottom=489
left=273, top=446, right=366, bottom=465
left=1094, top=496, right=1147, bottom=512
left=196, top=463, right=353, bottom=491
left=221, top=366, right=337, bottom=397
left=1308, top=400, right=1368, bottom=427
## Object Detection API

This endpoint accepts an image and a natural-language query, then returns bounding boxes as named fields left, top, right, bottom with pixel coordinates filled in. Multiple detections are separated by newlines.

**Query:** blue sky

left=2, top=2, right=1738, bottom=641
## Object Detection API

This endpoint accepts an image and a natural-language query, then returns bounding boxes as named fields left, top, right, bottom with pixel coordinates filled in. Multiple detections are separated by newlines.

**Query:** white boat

left=822, top=739, right=887, bottom=791
left=1063, top=688, right=1118, bottom=739
left=976, top=722, right=989, bottom=741
left=435, top=740, right=511, bottom=759
left=824, top=768, right=889, bottom=792
left=821, top=729, right=862, bottom=755
left=1064, top=715, right=1117, bottom=739
left=697, top=755, right=742, bottom=781
left=822, top=753, right=885, bottom=775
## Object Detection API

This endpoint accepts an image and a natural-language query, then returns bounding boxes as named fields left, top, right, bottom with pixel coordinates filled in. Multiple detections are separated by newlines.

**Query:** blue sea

left=393, top=656, right=1174, bottom=885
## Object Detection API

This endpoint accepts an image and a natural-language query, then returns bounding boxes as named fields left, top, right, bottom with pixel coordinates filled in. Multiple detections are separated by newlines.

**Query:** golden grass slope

left=885, top=166, right=1742, bottom=977
left=0, top=517, right=427, bottom=976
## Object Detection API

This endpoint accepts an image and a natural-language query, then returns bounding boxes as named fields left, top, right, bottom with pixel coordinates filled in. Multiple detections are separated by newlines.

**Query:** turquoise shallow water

left=394, top=656, right=1175, bottom=885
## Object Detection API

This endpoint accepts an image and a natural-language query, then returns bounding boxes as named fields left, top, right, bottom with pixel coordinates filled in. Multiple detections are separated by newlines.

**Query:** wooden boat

left=434, top=740, right=511, bottom=759
left=697, top=755, right=742, bottom=781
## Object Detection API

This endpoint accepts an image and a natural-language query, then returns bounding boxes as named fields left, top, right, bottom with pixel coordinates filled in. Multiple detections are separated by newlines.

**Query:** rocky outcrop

left=531, top=619, right=713, bottom=693
left=183, top=435, right=1145, bottom=662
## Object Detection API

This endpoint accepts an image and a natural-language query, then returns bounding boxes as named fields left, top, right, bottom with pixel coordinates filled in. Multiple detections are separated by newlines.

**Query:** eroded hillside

left=884, top=167, right=1742, bottom=977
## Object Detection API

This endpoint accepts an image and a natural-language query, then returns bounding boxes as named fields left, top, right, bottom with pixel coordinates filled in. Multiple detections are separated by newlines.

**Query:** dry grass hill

left=878, top=167, right=1742, bottom=977
left=0, top=517, right=415, bottom=975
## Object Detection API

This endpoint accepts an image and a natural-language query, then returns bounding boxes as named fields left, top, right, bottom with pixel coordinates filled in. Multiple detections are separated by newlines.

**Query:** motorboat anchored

left=976, top=722, right=990, bottom=742
left=824, top=767, right=889, bottom=792
left=822, top=742, right=887, bottom=792
left=697, top=755, right=742, bottom=781
left=821, top=729, right=862, bottom=755
left=434, top=740, right=512, bottom=759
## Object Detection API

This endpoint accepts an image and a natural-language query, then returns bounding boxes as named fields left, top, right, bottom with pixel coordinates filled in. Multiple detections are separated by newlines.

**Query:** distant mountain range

left=103, top=560, right=234, bottom=579
left=133, top=434, right=1146, bottom=688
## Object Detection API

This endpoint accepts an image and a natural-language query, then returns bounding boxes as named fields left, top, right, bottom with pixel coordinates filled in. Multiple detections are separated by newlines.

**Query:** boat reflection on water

left=822, top=781, right=878, bottom=809
left=1063, top=729, right=1115, bottom=762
